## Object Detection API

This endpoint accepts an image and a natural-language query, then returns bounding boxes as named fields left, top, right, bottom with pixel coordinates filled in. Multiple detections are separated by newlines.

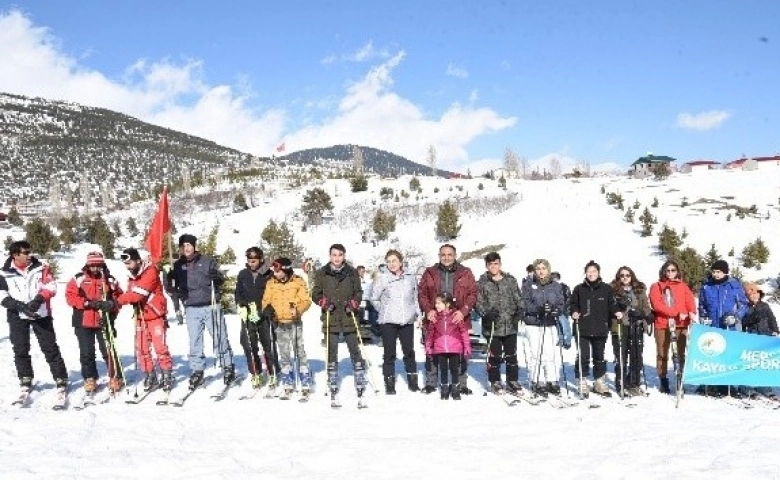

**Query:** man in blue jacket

left=167, top=234, right=235, bottom=388
left=699, top=260, right=748, bottom=331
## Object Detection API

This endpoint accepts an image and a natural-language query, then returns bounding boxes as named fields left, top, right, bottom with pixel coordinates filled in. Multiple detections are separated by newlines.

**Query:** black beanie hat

left=710, top=260, right=729, bottom=274
left=178, top=234, right=197, bottom=247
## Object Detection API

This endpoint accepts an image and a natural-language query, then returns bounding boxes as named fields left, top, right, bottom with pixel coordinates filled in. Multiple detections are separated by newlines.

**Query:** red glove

left=318, top=298, right=336, bottom=313
left=345, top=299, right=360, bottom=314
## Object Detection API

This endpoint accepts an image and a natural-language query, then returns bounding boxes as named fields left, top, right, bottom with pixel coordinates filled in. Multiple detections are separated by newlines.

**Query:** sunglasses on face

left=120, top=253, right=135, bottom=262
left=619, top=273, right=631, bottom=278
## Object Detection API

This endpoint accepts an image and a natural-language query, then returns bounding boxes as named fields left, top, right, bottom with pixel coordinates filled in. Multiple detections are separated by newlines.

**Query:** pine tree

left=704, top=244, right=720, bottom=267
left=623, top=208, right=634, bottom=223
left=301, top=188, right=333, bottom=225
left=742, top=237, right=770, bottom=269
left=86, top=215, right=116, bottom=259
left=200, top=224, right=219, bottom=257
left=670, top=247, right=706, bottom=291
left=657, top=224, right=683, bottom=256
left=350, top=174, right=368, bottom=193
left=25, top=217, right=59, bottom=255
left=652, top=162, right=671, bottom=180
left=639, top=208, right=654, bottom=237
left=261, top=220, right=304, bottom=262
left=233, top=192, right=248, bottom=211
left=409, top=177, right=421, bottom=192
left=8, top=206, right=23, bottom=227
left=372, top=209, right=397, bottom=241
left=57, top=216, right=76, bottom=249
left=435, top=201, right=461, bottom=240
left=219, top=246, right=237, bottom=265
left=111, top=219, right=123, bottom=239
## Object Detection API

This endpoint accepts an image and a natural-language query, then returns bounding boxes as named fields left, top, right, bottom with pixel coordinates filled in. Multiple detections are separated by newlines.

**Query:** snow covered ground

left=2, top=171, right=780, bottom=479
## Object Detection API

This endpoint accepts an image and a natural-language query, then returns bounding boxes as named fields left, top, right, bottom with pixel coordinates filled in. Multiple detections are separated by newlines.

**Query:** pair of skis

left=12, top=385, right=68, bottom=410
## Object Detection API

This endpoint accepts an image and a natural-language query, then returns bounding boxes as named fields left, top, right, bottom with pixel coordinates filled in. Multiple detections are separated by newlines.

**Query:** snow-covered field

left=2, top=171, right=780, bottom=479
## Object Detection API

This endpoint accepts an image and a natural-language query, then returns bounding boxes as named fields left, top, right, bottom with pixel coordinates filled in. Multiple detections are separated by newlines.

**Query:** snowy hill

left=1, top=169, right=779, bottom=479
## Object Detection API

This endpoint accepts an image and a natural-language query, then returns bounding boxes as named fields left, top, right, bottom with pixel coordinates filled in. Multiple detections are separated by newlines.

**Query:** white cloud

left=321, top=40, right=391, bottom=64
left=676, top=110, right=732, bottom=131
left=0, top=10, right=516, bottom=170
left=446, top=62, right=469, bottom=79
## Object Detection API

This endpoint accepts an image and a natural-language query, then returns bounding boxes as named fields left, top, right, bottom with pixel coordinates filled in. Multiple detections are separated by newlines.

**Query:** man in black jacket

left=235, top=247, right=279, bottom=389
left=167, top=234, right=235, bottom=388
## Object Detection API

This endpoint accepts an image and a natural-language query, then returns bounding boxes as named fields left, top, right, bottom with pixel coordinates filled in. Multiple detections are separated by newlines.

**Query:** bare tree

left=503, top=147, right=519, bottom=178
left=549, top=156, right=562, bottom=179
left=519, top=155, right=529, bottom=179
left=351, top=145, right=364, bottom=173
left=427, top=144, right=437, bottom=177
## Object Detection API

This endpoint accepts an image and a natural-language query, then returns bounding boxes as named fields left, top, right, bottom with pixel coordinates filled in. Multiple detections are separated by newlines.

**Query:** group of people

left=2, top=236, right=778, bottom=403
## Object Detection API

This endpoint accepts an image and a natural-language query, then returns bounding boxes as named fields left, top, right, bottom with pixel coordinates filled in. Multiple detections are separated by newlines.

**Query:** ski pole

left=533, top=321, right=548, bottom=393
left=324, top=310, right=330, bottom=396
left=556, top=317, right=570, bottom=398
left=242, top=312, right=261, bottom=380
left=133, top=309, right=141, bottom=399
left=575, top=317, right=585, bottom=397
left=482, top=320, right=496, bottom=397
left=676, top=324, right=692, bottom=408
left=350, top=311, right=380, bottom=394
left=617, top=318, right=625, bottom=400
left=520, top=324, right=533, bottom=391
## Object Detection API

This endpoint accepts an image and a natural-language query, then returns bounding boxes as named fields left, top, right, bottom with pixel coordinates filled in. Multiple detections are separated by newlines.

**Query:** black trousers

left=326, top=332, right=363, bottom=365
left=611, top=323, right=645, bottom=388
left=575, top=335, right=607, bottom=380
left=75, top=324, right=122, bottom=380
left=240, top=319, right=280, bottom=376
left=9, top=316, right=67, bottom=380
left=379, top=323, right=416, bottom=377
left=437, top=353, right=461, bottom=385
left=487, top=334, right=518, bottom=382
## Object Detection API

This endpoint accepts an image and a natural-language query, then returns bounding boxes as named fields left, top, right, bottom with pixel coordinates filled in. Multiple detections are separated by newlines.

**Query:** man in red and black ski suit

left=116, top=248, right=174, bottom=392
left=65, top=251, right=124, bottom=394
left=418, top=244, right=478, bottom=395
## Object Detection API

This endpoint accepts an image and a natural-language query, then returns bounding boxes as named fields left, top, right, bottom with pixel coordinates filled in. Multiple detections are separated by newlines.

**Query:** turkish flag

left=276, top=142, right=286, bottom=152
left=145, top=187, right=172, bottom=265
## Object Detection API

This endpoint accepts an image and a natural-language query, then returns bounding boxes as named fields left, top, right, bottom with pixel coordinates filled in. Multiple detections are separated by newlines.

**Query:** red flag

left=276, top=142, right=286, bottom=152
left=145, top=187, right=172, bottom=265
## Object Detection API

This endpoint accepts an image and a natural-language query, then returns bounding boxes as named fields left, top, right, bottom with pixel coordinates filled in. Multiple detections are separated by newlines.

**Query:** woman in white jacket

left=371, top=249, right=421, bottom=394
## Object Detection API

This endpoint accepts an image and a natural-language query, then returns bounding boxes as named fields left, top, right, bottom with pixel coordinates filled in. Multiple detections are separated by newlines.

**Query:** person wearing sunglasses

left=64, top=251, right=125, bottom=394
left=0, top=240, right=68, bottom=394
left=167, top=234, right=235, bottom=389
left=609, top=266, right=652, bottom=397
left=262, top=257, right=312, bottom=398
left=116, top=248, right=174, bottom=393
left=648, top=260, right=696, bottom=394
left=235, top=247, right=278, bottom=390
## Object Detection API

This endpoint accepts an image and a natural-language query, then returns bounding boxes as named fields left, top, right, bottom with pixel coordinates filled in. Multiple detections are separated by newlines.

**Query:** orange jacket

left=65, top=270, right=122, bottom=328
left=649, top=278, right=696, bottom=329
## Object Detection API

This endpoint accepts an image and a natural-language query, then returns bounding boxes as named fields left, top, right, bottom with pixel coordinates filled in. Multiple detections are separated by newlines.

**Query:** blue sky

left=0, top=1, right=778, bottom=173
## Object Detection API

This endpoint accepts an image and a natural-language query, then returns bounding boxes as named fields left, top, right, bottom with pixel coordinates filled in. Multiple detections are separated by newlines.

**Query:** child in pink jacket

left=425, top=292, right=471, bottom=400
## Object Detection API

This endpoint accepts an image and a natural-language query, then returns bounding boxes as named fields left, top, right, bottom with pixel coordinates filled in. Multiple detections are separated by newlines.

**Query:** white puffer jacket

left=370, top=270, right=420, bottom=325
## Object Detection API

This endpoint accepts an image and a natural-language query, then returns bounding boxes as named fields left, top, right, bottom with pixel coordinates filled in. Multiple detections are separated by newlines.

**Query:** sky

left=0, top=1, right=778, bottom=174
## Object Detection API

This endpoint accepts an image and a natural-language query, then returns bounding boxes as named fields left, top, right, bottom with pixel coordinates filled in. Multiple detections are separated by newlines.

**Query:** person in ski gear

left=425, top=292, right=471, bottom=400
left=522, top=259, right=567, bottom=396
left=167, top=234, right=235, bottom=388
left=742, top=282, right=779, bottom=399
left=550, top=272, right=572, bottom=349
left=65, top=251, right=124, bottom=393
left=698, top=260, right=748, bottom=330
left=116, top=248, right=174, bottom=392
left=418, top=244, right=477, bottom=395
left=648, top=260, right=696, bottom=394
left=0, top=240, right=67, bottom=393
left=475, top=252, right=523, bottom=395
left=262, top=257, right=312, bottom=394
left=569, top=260, right=621, bottom=397
left=370, top=249, right=421, bottom=394
left=311, top=244, right=366, bottom=397
left=609, top=266, right=652, bottom=397
left=235, top=247, right=278, bottom=389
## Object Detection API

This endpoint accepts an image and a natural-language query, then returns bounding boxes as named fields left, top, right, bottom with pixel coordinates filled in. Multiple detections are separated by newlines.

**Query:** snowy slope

left=2, top=171, right=780, bottom=479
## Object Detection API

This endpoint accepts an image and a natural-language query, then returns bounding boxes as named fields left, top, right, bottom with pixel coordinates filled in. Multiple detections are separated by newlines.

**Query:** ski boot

left=223, top=364, right=236, bottom=385
left=491, top=381, right=505, bottom=395
left=189, top=370, right=205, bottom=390
left=384, top=375, right=396, bottom=395
left=531, top=382, right=548, bottom=398
left=161, top=370, right=173, bottom=393
left=143, top=371, right=159, bottom=392
left=109, top=377, right=124, bottom=393
left=279, top=370, right=295, bottom=399
left=299, top=369, right=312, bottom=394
left=546, top=382, right=561, bottom=396
left=353, top=361, right=367, bottom=397
left=250, top=373, right=264, bottom=389
left=440, top=384, right=451, bottom=400
left=84, top=377, right=97, bottom=394
left=407, top=373, right=420, bottom=392
left=451, top=383, right=462, bottom=401
left=659, top=377, right=671, bottom=394
left=459, top=384, right=473, bottom=395
left=55, top=377, right=68, bottom=395
left=20, top=376, right=33, bottom=392
left=264, top=374, right=277, bottom=398
left=592, top=375, right=612, bottom=397
left=328, top=362, right=341, bottom=408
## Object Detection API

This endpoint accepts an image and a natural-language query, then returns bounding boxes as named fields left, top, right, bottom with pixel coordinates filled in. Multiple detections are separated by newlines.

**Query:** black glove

left=26, top=294, right=45, bottom=313
left=550, top=307, right=560, bottom=318
left=262, top=305, right=276, bottom=321
left=540, top=302, right=552, bottom=316
left=83, top=300, right=98, bottom=310
left=95, top=300, right=116, bottom=312
left=2, top=297, right=28, bottom=311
